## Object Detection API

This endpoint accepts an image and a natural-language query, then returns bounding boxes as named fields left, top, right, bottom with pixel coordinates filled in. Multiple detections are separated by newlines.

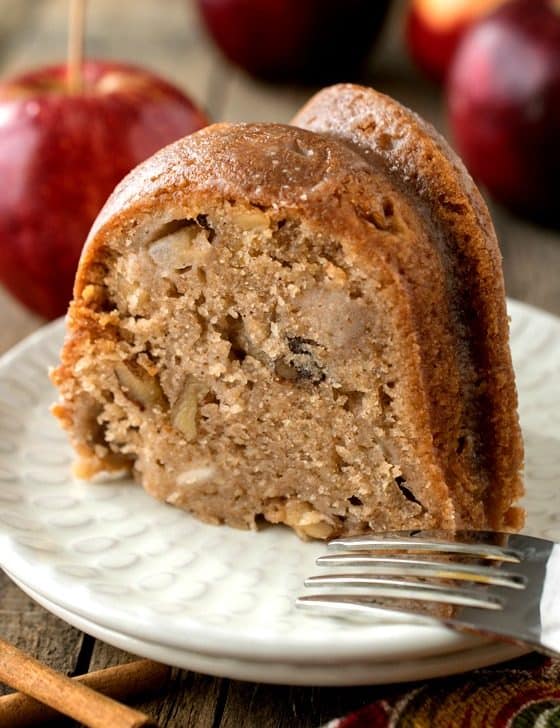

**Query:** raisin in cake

left=51, top=94, right=523, bottom=540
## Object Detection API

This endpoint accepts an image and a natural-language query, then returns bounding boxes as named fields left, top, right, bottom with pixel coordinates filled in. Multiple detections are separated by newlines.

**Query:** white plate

left=0, top=300, right=559, bottom=667
left=6, top=571, right=527, bottom=686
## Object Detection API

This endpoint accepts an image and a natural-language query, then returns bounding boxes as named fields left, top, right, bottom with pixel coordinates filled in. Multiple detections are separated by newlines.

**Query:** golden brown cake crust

left=293, top=84, right=524, bottom=529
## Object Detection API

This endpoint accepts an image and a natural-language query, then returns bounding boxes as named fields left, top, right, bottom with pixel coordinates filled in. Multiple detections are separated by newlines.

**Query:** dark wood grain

left=88, top=643, right=223, bottom=728
left=0, top=572, right=86, bottom=699
left=217, top=680, right=400, bottom=728
left=0, top=0, right=559, bottom=726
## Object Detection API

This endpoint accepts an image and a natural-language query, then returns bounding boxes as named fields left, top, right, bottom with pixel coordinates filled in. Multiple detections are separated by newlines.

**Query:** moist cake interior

left=69, top=199, right=442, bottom=540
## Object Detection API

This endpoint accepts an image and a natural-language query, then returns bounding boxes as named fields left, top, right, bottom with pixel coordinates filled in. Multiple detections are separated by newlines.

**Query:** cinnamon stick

left=0, top=639, right=166, bottom=728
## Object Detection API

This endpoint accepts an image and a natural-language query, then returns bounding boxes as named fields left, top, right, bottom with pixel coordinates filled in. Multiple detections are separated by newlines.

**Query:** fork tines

left=296, top=531, right=560, bottom=658
left=328, top=535, right=522, bottom=562
left=296, top=531, right=527, bottom=620
left=310, top=555, right=526, bottom=589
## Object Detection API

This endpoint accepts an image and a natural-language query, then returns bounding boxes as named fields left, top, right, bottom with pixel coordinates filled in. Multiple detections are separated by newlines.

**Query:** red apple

left=447, top=0, right=560, bottom=221
left=0, top=61, right=208, bottom=319
left=406, top=0, right=506, bottom=83
left=196, top=0, right=392, bottom=83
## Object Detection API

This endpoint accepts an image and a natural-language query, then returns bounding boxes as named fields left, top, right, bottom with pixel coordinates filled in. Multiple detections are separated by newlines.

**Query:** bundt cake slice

left=51, top=111, right=523, bottom=540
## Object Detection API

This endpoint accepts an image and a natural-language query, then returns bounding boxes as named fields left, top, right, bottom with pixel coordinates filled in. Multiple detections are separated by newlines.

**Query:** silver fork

left=296, top=531, right=560, bottom=657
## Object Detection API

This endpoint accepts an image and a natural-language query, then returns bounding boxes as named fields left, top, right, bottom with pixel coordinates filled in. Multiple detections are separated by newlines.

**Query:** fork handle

left=0, top=638, right=158, bottom=728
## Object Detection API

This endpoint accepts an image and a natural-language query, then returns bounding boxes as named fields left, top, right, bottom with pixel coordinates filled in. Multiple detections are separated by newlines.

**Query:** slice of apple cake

left=51, top=112, right=523, bottom=539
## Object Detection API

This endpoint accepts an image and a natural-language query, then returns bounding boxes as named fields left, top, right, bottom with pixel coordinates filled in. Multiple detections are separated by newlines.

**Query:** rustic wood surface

left=0, top=1, right=559, bottom=726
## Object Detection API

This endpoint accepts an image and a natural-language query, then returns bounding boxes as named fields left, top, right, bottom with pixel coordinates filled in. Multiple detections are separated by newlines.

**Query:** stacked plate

left=0, top=300, right=559, bottom=686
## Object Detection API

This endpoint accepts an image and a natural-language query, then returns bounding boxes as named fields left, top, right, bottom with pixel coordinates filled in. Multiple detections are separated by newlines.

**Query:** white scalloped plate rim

left=0, top=299, right=559, bottom=664
left=7, top=571, right=528, bottom=686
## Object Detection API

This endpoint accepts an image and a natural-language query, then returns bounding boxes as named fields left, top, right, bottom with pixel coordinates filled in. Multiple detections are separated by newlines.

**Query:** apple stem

left=67, top=0, right=87, bottom=93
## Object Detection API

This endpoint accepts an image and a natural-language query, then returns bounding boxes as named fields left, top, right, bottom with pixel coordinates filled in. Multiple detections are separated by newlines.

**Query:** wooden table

left=1, top=2, right=559, bottom=726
